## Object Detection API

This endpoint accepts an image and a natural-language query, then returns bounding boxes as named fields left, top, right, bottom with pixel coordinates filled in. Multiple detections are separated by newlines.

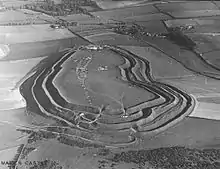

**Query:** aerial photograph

left=0, top=0, right=220, bottom=168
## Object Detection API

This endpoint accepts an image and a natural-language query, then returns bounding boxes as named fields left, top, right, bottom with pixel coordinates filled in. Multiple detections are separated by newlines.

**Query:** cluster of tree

left=61, top=0, right=93, bottom=6
left=113, top=24, right=142, bottom=36
left=26, top=3, right=81, bottom=16
left=0, top=21, right=37, bottom=26
left=50, top=21, right=77, bottom=29
left=23, top=0, right=97, bottom=16
left=0, top=5, right=26, bottom=11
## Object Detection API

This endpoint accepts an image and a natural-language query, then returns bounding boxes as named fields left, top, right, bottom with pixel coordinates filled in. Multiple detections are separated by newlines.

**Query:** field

left=0, top=10, right=49, bottom=25
left=0, top=0, right=220, bottom=169
left=2, top=37, right=89, bottom=60
left=92, top=0, right=148, bottom=9
left=0, top=24, right=77, bottom=43
left=0, top=0, right=35, bottom=7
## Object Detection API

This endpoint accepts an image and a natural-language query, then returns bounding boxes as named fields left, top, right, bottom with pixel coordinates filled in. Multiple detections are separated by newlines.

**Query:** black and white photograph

left=0, top=0, right=220, bottom=169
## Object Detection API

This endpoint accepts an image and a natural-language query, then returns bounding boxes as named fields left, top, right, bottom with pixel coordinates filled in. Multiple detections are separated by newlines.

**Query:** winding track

left=19, top=45, right=196, bottom=148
